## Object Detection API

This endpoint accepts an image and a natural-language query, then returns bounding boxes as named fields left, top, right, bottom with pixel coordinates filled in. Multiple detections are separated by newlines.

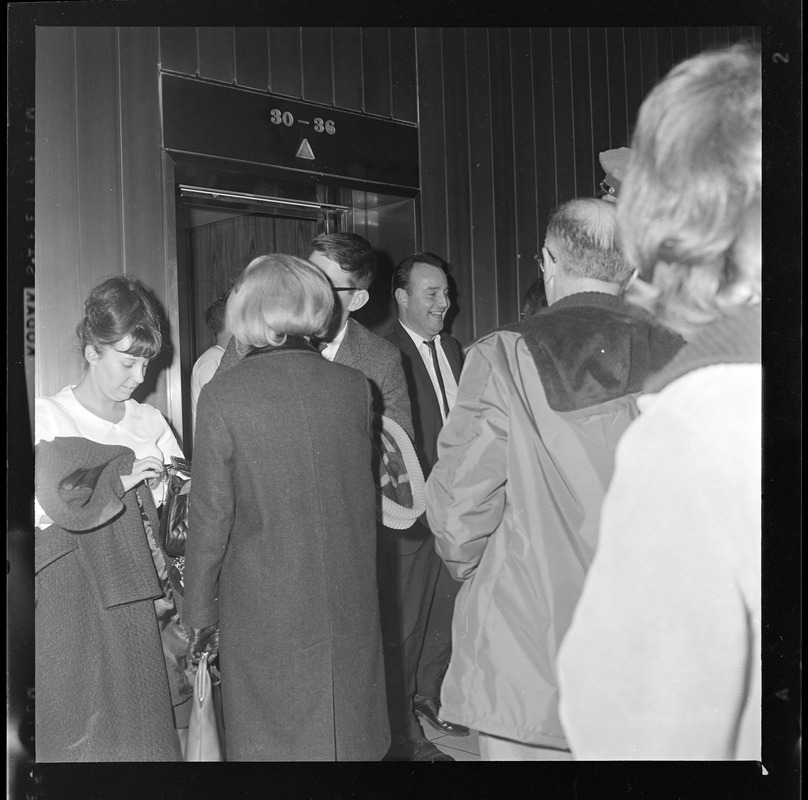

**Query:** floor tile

left=440, top=729, right=479, bottom=755
left=418, top=719, right=480, bottom=759
left=420, top=721, right=446, bottom=742
left=434, top=740, right=480, bottom=761
left=420, top=721, right=479, bottom=750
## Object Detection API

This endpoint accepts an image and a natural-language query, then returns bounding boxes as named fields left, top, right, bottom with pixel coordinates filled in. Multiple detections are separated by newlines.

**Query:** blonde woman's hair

left=225, top=254, right=334, bottom=349
left=617, top=43, right=761, bottom=337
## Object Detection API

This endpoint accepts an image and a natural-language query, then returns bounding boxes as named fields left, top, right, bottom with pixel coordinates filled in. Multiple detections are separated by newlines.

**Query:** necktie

left=311, top=338, right=328, bottom=354
left=423, top=338, right=450, bottom=418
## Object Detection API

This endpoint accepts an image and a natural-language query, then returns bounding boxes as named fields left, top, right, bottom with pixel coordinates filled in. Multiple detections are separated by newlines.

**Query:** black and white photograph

left=7, top=3, right=800, bottom=798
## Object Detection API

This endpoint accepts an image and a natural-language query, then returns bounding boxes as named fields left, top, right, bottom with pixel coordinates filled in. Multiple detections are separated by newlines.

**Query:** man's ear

left=541, top=248, right=557, bottom=282
left=348, top=289, right=369, bottom=312
left=394, top=287, right=408, bottom=308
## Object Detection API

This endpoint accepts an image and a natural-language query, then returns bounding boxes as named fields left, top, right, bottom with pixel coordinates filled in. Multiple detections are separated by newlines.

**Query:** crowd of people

left=33, top=43, right=763, bottom=762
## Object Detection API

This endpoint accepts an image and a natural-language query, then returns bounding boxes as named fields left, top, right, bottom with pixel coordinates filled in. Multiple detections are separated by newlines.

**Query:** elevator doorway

left=173, top=173, right=417, bottom=453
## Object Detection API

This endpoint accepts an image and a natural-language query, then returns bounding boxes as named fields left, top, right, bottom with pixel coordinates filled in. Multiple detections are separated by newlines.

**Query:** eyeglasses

left=539, top=246, right=556, bottom=273
left=599, top=179, right=618, bottom=197
left=330, top=286, right=357, bottom=294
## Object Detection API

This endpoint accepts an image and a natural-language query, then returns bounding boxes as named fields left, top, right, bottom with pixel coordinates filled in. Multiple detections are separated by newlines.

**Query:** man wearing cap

left=598, top=147, right=659, bottom=312
left=597, top=146, right=632, bottom=204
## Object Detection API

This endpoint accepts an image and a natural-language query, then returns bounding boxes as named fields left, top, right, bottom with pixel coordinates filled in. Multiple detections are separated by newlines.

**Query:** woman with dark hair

left=558, top=44, right=762, bottom=760
left=183, top=254, right=390, bottom=761
left=34, top=275, right=191, bottom=761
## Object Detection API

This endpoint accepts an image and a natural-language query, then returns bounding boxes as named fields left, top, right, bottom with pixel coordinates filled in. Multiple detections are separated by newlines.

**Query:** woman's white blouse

left=35, top=386, right=184, bottom=529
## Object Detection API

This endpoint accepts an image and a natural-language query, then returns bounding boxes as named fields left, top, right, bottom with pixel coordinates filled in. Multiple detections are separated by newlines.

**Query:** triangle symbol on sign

left=295, top=138, right=315, bottom=160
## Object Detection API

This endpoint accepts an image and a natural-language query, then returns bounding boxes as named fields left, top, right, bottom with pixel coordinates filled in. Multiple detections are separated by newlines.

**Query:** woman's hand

left=120, top=456, right=166, bottom=493
left=189, top=624, right=220, bottom=664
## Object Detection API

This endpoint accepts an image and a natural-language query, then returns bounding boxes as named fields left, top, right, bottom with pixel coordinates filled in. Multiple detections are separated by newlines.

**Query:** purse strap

left=196, top=652, right=211, bottom=701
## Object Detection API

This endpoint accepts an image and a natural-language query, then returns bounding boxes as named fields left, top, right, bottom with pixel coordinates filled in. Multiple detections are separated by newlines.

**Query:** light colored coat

left=425, top=293, right=684, bottom=748
left=557, top=305, right=761, bottom=760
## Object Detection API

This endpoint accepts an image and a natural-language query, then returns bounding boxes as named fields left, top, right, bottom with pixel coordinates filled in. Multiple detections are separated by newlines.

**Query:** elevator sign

left=161, top=75, right=419, bottom=192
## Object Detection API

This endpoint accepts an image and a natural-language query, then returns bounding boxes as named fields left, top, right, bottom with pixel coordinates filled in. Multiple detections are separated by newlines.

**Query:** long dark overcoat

left=34, top=437, right=182, bottom=761
left=183, top=337, right=389, bottom=761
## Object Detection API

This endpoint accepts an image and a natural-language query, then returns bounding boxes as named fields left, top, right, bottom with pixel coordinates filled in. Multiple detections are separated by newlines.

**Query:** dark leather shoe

left=383, top=734, right=455, bottom=762
left=413, top=695, right=470, bottom=737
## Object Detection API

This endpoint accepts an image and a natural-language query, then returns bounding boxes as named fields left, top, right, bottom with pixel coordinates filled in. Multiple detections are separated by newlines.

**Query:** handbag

left=185, top=651, right=224, bottom=762
left=158, top=456, right=191, bottom=559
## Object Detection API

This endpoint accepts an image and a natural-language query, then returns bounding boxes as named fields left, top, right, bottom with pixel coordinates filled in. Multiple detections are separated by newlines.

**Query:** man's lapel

left=333, top=318, right=359, bottom=369
left=395, top=321, right=442, bottom=419
left=439, top=333, right=463, bottom=383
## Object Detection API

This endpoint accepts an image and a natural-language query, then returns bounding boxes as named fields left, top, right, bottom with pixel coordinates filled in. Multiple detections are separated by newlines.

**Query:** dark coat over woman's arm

left=183, top=388, right=237, bottom=631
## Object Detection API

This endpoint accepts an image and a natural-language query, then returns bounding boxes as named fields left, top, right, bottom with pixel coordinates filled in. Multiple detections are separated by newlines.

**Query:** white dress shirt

left=399, top=321, right=458, bottom=422
left=319, top=321, right=349, bottom=362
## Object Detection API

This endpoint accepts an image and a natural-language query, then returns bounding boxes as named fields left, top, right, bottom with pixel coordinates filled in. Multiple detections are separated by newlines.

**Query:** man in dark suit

left=381, top=252, right=468, bottom=761
left=214, top=233, right=412, bottom=438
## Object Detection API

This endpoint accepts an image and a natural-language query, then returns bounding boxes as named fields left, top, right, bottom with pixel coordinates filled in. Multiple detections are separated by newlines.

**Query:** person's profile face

left=308, top=251, right=357, bottom=339
left=86, top=335, right=149, bottom=403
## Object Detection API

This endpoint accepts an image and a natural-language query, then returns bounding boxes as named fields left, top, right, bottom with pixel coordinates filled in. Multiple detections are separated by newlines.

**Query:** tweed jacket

left=335, top=318, right=413, bottom=439
left=34, top=437, right=181, bottom=761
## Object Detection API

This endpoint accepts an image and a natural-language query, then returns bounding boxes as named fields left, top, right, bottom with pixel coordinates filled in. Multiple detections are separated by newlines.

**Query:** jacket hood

left=509, top=292, right=685, bottom=412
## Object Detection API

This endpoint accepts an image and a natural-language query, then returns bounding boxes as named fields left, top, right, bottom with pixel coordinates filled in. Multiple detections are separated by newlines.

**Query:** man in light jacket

left=424, top=198, right=684, bottom=760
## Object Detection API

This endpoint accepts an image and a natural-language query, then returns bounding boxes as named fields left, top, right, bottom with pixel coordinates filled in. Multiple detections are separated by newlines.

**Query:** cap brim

left=377, top=415, right=426, bottom=530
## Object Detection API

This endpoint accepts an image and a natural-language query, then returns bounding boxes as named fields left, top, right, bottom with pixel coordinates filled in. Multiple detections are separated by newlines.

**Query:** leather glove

left=189, top=623, right=220, bottom=664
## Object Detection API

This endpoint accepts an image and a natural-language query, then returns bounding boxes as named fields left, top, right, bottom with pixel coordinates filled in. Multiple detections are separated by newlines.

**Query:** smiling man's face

left=397, top=262, right=450, bottom=340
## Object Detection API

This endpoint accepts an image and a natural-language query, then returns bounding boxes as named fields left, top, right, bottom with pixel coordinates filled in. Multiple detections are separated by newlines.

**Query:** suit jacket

left=384, top=320, right=463, bottom=477
left=334, top=318, right=413, bottom=440
left=215, top=319, right=413, bottom=440
left=383, top=321, right=464, bottom=555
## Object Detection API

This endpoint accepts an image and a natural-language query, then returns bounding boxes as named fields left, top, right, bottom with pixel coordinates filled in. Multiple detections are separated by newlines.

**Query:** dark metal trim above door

left=161, top=74, right=420, bottom=194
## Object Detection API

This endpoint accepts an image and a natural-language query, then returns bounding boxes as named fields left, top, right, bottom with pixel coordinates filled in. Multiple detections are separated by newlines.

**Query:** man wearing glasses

left=215, top=232, right=412, bottom=439
left=424, top=198, right=683, bottom=760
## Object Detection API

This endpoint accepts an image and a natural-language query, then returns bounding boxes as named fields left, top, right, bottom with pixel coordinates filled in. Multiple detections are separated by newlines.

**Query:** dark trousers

left=416, top=558, right=461, bottom=698
left=377, top=523, right=443, bottom=742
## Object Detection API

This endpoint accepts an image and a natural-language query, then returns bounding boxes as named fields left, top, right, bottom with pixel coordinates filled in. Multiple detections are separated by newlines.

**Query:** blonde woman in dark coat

left=183, top=254, right=389, bottom=761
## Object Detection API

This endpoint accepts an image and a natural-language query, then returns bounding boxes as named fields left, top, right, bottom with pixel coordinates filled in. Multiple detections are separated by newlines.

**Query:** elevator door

left=176, top=189, right=343, bottom=452
left=174, top=179, right=416, bottom=453
left=186, top=210, right=319, bottom=357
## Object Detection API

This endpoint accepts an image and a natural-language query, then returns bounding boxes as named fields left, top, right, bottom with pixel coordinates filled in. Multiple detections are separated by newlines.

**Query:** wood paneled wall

left=187, top=215, right=318, bottom=353
left=414, top=26, right=760, bottom=344
left=157, top=27, right=418, bottom=123
left=35, top=26, right=759, bottom=440
left=35, top=27, right=173, bottom=419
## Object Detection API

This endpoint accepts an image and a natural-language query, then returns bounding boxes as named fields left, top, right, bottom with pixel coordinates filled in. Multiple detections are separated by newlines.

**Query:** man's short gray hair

left=545, top=198, right=632, bottom=284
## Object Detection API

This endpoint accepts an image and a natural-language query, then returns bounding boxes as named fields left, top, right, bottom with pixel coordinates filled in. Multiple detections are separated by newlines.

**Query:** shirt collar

left=321, top=319, right=350, bottom=359
left=400, top=319, right=440, bottom=348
